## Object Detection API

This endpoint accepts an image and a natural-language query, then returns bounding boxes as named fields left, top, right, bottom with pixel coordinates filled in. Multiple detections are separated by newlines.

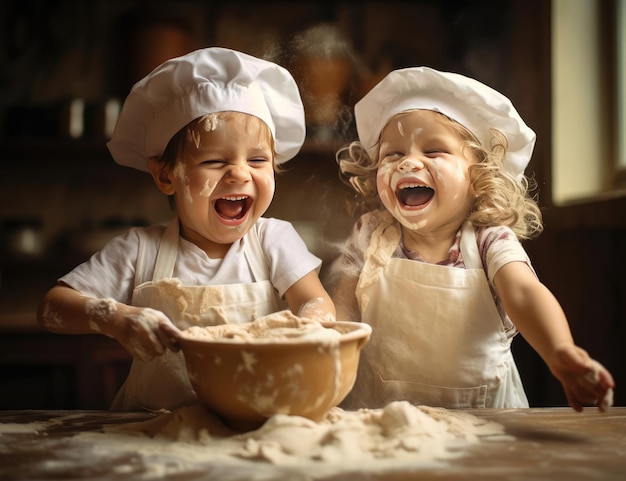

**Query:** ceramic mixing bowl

left=178, top=318, right=371, bottom=430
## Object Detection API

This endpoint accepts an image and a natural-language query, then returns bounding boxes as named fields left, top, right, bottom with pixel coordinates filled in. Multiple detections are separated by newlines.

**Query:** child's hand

left=548, top=344, right=615, bottom=412
left=90, top=300, right=182, bottom=361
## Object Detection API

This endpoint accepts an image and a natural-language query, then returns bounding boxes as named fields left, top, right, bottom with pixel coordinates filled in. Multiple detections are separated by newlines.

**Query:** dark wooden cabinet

left=0, top=332, right=131, bottom=410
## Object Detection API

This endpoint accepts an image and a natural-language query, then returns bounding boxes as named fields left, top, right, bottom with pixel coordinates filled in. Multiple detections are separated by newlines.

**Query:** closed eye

left=424, top=149, right=448, bottom=156
left=248, top=157, right=271, bottom=165
left=200, top=159, right=227, bottom=167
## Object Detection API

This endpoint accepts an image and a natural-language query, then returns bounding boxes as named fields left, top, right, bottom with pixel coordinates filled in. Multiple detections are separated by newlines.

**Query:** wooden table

left=0, top=407, right=624, bottom=480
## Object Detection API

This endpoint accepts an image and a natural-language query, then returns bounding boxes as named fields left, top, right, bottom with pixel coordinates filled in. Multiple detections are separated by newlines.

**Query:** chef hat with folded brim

left=107, top=47, right=306, bottom=172
left=355, top=66, right=536, bottom=178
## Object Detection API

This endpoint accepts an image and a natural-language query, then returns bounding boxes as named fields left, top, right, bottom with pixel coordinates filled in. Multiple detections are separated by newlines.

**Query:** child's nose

left=397, top=157, right=424, bottom=173
left=226, top=163, right=251, bottom=182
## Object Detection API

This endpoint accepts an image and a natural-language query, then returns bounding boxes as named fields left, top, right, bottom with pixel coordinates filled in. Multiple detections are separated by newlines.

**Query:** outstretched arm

left=37, top=284, right=182, bottom=361
left=494, top=261, right=615, bottom=412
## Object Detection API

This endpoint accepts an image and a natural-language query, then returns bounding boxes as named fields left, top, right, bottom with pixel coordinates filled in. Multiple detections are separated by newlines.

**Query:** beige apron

left=345, top=218, right=528, bottom=409
left=111, top=218, right=282, bottom=411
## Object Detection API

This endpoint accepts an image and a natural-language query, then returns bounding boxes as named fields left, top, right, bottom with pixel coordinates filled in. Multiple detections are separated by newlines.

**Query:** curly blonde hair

left=336, top=111, right=543, bottom=240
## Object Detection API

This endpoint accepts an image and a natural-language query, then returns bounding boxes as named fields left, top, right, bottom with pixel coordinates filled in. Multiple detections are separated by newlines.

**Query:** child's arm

left=283, top=270, right=336, bottom=322
left=37, top=284, right=182, bottom=361
left=327, top=270, right=361, bottom=323
left=494, top=261, right=615, bottom=412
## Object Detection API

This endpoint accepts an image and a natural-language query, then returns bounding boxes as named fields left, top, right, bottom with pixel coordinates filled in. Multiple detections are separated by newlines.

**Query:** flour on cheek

left=377, top=162, right=393, bottom=209
left=199, top=179, right=216, bottom=198
left=173, top=162, right=193, bottom=204
left=262, top=171, right=275, bottom=189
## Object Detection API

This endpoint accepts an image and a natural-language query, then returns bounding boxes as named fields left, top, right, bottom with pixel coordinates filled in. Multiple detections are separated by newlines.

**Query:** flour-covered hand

left=548, top=344, right=615, bottom=412
left=87, top=299, right=182, bottom=361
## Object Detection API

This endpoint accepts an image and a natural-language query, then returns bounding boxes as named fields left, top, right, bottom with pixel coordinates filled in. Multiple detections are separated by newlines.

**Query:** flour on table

left=0, top=421, right=55, bottom=434
left=90, top=401, right=508, bottom=478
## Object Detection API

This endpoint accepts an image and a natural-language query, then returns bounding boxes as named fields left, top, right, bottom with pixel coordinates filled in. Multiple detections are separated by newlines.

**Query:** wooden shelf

left=0, top=135, right=343, bottom=157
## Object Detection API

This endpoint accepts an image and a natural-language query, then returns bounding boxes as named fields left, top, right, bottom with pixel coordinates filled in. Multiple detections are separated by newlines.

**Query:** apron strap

left=243, top=223, right=271, bottom=282
left=133, top=227, right=148, bottom=287
left=357, top=213, right=401, bottom=292
left=459, top=220, right=482, bottom=270
left=152, top=217, right=180, bottom=281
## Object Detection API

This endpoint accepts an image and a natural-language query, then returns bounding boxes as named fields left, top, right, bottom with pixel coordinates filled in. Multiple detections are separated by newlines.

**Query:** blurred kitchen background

left=1, top=0, right=624, bottom=410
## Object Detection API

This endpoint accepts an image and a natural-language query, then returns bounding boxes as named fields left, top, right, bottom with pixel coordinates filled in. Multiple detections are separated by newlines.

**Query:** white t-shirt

left=60, top=217, right=321, bottom=303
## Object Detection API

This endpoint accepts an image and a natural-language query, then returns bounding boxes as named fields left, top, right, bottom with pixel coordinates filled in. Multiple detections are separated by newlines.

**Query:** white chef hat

left=355, top=66, right=536, bottom=178
left=107, top=47, right=306, bottom=171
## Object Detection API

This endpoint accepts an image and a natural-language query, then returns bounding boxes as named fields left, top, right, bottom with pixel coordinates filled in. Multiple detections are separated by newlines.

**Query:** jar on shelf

left=1, top=218, right=45, bottom=259
left=289, top=23, right=356, bottom=141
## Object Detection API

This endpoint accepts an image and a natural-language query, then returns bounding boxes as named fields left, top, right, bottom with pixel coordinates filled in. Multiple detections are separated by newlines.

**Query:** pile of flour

left=2, top=404, right=508, bottom=479
left=96, top=401, right=508, bottom=478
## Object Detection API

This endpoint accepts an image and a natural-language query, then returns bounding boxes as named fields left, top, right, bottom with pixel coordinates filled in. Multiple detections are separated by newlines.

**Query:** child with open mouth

left=37, top=47, right=335, bottom=412
left=326, top=66, right=614, bottom=412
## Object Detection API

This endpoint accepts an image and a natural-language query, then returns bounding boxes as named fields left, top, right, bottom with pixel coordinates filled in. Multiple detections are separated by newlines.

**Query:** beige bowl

left=178, top=319, right=371, bottom=430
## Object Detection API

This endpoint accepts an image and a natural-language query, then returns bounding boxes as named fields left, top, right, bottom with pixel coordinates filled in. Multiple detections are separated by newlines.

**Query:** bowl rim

left=178, top=320, right=372, bottom=349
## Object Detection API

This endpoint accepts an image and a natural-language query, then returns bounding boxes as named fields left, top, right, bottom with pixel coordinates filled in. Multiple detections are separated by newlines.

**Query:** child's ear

left=148, top=158, right=176, bottom=195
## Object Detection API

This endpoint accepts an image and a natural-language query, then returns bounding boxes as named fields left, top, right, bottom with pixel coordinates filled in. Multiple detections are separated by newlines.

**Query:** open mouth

left=214, top=196, right=252, bottom=220
left=396, top=184, right=434, bottom=207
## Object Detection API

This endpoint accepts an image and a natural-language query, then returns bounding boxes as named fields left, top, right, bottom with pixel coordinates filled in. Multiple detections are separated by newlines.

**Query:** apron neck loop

left=152, top=217, right=180, bottom=281
left=459, top=220, right=482, bottom=270
left=367, top=212, right=401, bottom=267
left=242, top=224, right=270, bottom=282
